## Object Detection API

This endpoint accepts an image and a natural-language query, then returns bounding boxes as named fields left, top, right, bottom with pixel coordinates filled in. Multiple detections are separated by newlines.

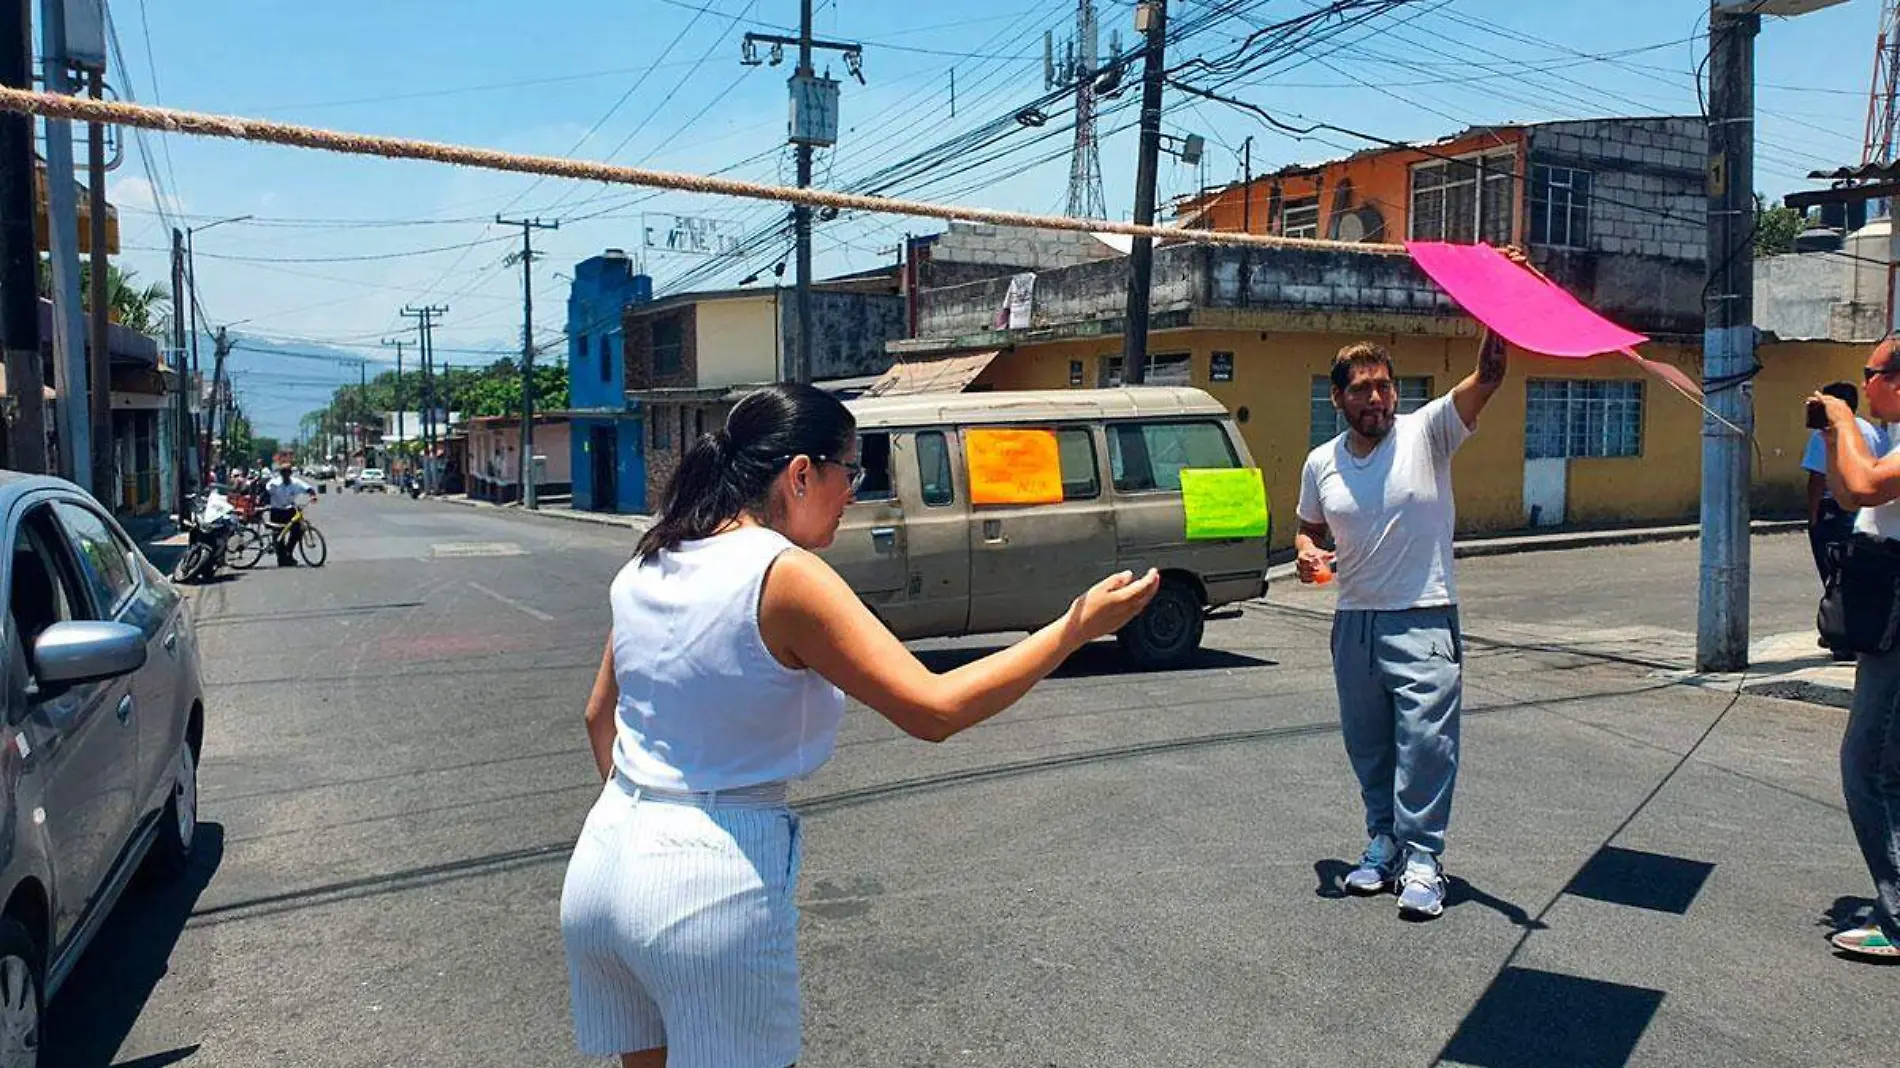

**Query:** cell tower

left=1045, top=1, right=1116, bottom=220
left=1863, top=0, right=1900, bottom=167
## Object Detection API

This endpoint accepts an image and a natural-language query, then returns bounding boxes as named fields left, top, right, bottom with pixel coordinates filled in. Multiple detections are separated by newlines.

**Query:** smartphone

left=1807, top=399, right=1830, bottom=430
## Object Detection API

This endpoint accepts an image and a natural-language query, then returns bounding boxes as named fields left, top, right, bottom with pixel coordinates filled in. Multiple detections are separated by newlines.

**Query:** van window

left=1057, top=428, right=1100, bottom=500
left=1108, top=421, right=1240, bottom=493
left=856, top=432, right=894, bottom=502
left=916, top=431, right=954, bottom=507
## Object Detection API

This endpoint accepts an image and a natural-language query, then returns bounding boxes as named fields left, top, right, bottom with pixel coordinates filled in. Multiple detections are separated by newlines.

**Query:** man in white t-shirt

left=1294, top=331, right=1507, bottom=919
left=1802, top=381, right=1886, bottom=661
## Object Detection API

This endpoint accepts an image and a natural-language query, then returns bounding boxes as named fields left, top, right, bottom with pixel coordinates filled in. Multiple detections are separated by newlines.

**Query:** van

left=823, top=387, right=1270, bottom=670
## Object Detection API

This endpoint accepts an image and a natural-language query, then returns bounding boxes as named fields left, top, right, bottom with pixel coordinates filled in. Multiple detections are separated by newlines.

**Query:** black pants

left=1813, top=501, right=1857, bottom=652
left=270, top=507, right=300, bottom=564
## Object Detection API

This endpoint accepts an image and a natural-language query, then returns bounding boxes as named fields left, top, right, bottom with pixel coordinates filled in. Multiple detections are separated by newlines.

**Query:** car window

left=1108, top=421, right=1239, bottom=492
left=916, top=431, right=954, bottom=507
left=855, top=432, right=894, bottom=502
left=52, top=501, right=140, bottom=617
left=1057, top=428, right=1100, bottom=501
left=9, top=509, right=89, bottom=683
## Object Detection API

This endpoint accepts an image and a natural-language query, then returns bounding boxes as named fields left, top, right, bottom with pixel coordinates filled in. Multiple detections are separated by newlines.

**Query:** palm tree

left=35, top=258, right=171, bottom=337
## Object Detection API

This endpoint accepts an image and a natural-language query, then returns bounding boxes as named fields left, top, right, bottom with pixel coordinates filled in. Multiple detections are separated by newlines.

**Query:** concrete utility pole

left=41, top=0, right=90, bottom=489
left=401, top=304, right=445, bottom=492
left=1698, top=0, right=1850, bottom=672
left=498, top=214, right=557, bottom=509
left=0, top=0, right=43, bottom=472
left=1120, top=0, right=1169, bottom=386
left=184, top=213, right=249, bottom=477
left=209, top=325, right=230, bottom=464
left=87, top=67, right=109, bottom=499
left=171, top=227, right=188, bottom=512
left=742, top=6, right=861, bottom=384
left=383, top=337, right=405, bottom=472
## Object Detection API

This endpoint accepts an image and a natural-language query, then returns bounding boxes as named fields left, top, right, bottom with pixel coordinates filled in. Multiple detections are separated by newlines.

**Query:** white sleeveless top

left=608, top=525, right=847, bottom=792
left=1857, top=436, right=1900, bottom=542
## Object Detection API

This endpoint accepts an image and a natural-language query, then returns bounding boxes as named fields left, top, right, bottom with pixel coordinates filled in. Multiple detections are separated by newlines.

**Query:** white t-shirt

left=1802, top=419, right=1887, bottom=502
left=266, top=477, right=312, bottom=510
left=1297, top=394, right=1473, bottom=612
left=1855, top=435, right=1900, bottom=541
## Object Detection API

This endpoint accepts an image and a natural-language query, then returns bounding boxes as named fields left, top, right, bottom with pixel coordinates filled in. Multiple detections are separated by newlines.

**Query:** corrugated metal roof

left=863, top=351, right=1000, bottom=397
left=1808, top=162, right=1900, bottom=181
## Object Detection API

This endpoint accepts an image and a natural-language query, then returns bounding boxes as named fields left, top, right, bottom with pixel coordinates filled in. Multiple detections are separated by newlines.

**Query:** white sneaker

left=1344, top=834, right=1401, bottom=895
left=1397, top=851, right=1447, bottom=919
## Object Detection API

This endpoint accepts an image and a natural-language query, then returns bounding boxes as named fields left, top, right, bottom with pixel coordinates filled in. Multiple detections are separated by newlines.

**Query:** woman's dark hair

left=635, top=382, right=856, bottom=558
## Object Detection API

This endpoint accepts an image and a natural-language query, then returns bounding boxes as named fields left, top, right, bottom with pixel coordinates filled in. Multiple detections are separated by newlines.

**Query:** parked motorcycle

left=172, top=489, right=245, bottom=583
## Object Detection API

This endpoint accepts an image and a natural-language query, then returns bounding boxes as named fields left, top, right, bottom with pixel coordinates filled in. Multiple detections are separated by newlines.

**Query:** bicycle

left=261, top=505, right=328, bottom=568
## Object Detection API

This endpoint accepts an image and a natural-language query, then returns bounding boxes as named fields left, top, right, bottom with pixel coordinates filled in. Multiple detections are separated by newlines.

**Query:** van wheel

left=1117, top=577, right=1204, bottom=670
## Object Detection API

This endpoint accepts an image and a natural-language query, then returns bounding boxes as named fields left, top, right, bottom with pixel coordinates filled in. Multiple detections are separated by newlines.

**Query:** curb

left=435, top=494, right=651, bottom=532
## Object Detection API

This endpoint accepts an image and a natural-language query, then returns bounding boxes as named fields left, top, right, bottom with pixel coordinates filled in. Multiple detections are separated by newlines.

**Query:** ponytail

left=635, top=383, right=855, bottom=559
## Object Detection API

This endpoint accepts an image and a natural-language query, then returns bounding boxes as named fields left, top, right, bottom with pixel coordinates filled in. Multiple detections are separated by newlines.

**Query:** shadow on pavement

left=114, top=1047, right=201, bottom=1068
left=1438, top=966, right=1663, bottom=1068
left=43, top=824, right=225, bottom=1067
left=915, top=642, right=1275, bottom=677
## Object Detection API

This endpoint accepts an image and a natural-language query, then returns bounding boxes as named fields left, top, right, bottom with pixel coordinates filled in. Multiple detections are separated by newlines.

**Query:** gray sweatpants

left=1330, top=607, right=1464, bottom=858
left=1844, top=645, right=1900, bottom=942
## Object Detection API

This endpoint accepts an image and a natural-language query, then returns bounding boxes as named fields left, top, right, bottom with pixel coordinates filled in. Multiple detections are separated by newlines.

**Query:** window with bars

left=1281, top=198, right=1320, bottom=239
left=1525, top=379, right=1642, bottom=459
left=1409, top=152, right=1515, bottom=245
left=1309, top=376, right=1434, bottom=448
left=1529, top=165, right=1592, bottom=248
left=1100, top=353, right=1190, bottom=388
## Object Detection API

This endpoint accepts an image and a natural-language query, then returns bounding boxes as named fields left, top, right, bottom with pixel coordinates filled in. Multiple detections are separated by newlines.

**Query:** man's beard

left=1352, top=410, right=1394, bottom=440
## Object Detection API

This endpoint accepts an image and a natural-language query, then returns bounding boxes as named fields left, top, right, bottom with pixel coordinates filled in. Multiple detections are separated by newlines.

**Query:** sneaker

left=1344, top=834, right=1401, bottom=895
left=1831, top=925, right=1900, bottom=960
left=1397, top=852, right=1447, bottom=919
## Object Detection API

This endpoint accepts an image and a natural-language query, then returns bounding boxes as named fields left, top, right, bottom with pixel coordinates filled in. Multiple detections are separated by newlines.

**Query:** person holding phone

left=560, top=383, right=1160, bottom=1067
left=1294, top=332, right=1507, bottom=919
left=1803, top=381, right=1886, bottom=661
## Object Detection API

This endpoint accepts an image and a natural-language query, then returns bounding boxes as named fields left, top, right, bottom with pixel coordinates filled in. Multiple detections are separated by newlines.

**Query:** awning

left=864, top=350, right=999, bottom=397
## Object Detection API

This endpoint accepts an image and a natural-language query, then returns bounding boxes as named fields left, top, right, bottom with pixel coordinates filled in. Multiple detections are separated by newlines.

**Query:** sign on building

left=641, top=215, right=743, bottom=257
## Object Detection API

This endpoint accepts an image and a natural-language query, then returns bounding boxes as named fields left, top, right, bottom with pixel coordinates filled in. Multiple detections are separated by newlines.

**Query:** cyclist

left=266, top=464, right=313, bottom=566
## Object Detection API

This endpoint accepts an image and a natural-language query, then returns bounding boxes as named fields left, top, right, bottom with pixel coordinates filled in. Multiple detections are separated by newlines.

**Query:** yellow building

left=891, top=244, right=1869, bottom=550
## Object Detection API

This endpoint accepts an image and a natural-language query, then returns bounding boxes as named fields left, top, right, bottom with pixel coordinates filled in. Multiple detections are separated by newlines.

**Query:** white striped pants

left=561, top=775, right=803, bottom=1067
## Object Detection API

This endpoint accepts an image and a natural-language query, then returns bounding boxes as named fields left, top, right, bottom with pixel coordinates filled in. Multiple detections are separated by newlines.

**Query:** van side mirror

left=32, top=621, right=147, bottom=690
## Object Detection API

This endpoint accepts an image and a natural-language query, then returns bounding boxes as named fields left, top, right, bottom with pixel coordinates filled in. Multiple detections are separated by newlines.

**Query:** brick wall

left=623, top=306, right=700, bottom=392
left=642, top=399, right=738, bottom=511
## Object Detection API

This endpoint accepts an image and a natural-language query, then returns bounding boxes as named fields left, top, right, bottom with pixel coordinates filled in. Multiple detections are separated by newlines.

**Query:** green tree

left=36, top=258, right=171, bottom=335
left=1755, top=195, right=1809, bottom=257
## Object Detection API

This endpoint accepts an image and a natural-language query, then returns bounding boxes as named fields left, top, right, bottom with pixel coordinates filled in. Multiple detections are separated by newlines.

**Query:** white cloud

left=110, top=175, right=187, bottom=218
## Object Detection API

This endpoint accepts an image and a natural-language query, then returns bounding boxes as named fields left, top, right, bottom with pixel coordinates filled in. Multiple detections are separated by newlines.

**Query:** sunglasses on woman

left=776, top=454, right=865, bottom=493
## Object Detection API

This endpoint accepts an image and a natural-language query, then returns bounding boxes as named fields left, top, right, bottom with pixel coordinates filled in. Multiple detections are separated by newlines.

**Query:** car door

left=6, top=502, right=135, bottom=947
left=966, top=424, right=1119, bottom=634
left=879, top=429, right=972, bottom=641
left=52, top=499, right=181, bottom=821
left=826, top=430, right=910, bottom=610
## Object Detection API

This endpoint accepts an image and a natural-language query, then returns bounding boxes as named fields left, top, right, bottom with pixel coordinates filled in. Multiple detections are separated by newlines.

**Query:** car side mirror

left=32, top=621, right=147, bottom=689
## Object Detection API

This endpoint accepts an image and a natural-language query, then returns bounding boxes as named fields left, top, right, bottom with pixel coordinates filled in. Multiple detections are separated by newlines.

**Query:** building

left=892, top=118, right=1864, bottom=547
left=464, top=415, right=572, bottom=504
left=1754, top=210, right=1888, bottom=344
left=28, top=298, right=176, bottom=516
left=565, top=249, right=653, bottom=515
left=625, top=282, right=905, bottom=508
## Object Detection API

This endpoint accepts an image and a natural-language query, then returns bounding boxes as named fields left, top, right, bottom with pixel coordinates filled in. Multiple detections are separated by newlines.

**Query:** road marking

left=431, top=541, right=527, bottom=558
left=467, top=581, right=556, bottom=622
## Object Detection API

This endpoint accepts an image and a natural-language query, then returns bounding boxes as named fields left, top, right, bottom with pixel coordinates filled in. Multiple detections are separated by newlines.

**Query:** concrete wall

left=917, top=244, right=1203, bottom=338
left=1527, top=119, right=1707, bottom=337
left=918, top=222, right=1123, bottom=289
left=642, top=399, right=738, bottom=513
left=1755, top=249, right=1888, bottom=344
left=570, top=415, right=648, bottom=514
left=696, top=296, right=779, bottom=388
left=566, top=253, right=651, bottom=410
left=778, top=290, right=908, bottom=380
left=969, top=330, right=1869, bottom=548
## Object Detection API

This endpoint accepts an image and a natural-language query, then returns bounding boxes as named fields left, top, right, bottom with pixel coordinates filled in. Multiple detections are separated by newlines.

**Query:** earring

left=795, top=486, right=805, bottom=499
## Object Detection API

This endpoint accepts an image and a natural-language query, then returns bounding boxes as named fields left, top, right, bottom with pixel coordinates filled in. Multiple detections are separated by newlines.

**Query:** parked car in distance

left=822, top=387, right=1270, bottom=670
left=355, top=468, right=387, bottom=493
left=1, top=472, right=205, bottom=1059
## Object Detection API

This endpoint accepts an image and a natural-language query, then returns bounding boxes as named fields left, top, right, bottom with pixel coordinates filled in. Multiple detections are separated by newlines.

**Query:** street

left=60, top=491, right=1890, bottom=1068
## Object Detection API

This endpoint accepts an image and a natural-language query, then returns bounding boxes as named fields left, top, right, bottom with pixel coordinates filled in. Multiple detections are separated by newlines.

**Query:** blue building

left=565, top=249, right=652, bottom=514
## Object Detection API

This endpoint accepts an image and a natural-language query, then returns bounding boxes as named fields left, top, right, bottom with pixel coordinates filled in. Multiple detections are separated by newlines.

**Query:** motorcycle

left=172, top=489, right=244, bottom=584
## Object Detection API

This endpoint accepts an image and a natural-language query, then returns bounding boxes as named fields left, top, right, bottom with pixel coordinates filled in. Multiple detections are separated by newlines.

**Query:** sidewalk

left=434, top=493, right=651, bottom=533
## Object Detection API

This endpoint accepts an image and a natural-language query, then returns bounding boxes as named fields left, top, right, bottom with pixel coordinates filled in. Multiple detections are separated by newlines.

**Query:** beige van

left=822, top=387, right=1270, bottom=670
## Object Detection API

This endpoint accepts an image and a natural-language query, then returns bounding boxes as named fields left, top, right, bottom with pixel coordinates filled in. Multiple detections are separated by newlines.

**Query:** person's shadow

left=42, top=823, right=225, bottom=1065
left=1312, top=859, right=1548, bottom=930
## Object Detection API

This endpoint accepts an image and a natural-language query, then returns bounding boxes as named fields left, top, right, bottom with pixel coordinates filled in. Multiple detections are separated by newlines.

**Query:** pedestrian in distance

left=559, top=382, right=1160, bottom=1068
left=1802, top=379, right=1886, bottom=662
left=1809, top=336, right=1900, bottom=961
left=1294, top=329, right=1508, bottom=919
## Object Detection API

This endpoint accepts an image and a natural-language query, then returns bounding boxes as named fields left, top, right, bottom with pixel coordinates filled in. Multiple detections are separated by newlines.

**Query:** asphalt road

left=58, top=494, right=1890, bottom=1067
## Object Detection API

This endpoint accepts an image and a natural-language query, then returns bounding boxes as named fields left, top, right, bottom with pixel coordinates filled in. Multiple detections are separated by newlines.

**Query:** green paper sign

left=1181, top=468, right=1269, bottom=540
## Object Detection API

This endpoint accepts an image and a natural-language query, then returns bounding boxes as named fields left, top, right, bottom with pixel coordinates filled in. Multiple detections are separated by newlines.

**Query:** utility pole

left=401, top=305, right=445, bottom=492
left=171, top=227, right=188, bottom=513
left=741, top=7, right=862, bottom=384
left=498, top=214, right=557, bottom=509
left=0, top=0, right=43, bottom=472
left=383, top=337, right=405, bottom=473
left=1120, top=0, right=1168, bottom=386
left=41, top=0, right=89, bottom=489
left=210, top=326, right=231, bottom=466
left=87, top=67, right=109, bottom=500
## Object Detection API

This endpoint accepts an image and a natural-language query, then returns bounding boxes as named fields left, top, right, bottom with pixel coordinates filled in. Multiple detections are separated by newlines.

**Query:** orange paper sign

left=965, top=428, right=1064, bottom=506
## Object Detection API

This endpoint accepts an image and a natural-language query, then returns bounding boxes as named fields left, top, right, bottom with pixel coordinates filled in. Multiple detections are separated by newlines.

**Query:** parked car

left=355, top=468, right=387, bottom=493
left=1, top=472, right=204, bottom=1060
left=343, top=467, right=362, bottom=489
left=822, top=387, right=1270, bottom=670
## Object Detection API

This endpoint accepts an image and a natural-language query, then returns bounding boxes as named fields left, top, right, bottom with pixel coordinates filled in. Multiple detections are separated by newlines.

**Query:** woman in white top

left=560, top=383, right=1159, bottom=1067
left=1813, top=338, right=1900, bottom=962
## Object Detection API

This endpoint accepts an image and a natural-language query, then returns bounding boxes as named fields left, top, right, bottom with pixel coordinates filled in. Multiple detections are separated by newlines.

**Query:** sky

left=94, top=0, right=1879, bottom=436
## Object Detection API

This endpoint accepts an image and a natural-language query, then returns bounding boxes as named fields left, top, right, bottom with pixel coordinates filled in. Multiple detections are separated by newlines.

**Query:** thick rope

left=0, top=86, right=1407, bottom=256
